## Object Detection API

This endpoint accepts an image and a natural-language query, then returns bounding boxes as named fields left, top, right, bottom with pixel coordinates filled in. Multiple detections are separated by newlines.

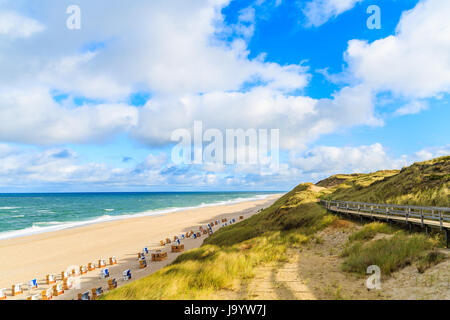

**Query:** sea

left=0, top=192, right=279, bottom=240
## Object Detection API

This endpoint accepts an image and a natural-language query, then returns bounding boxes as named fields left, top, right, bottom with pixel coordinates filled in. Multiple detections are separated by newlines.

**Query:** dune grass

left=416, top=250, right=448, bottom=274
left=341, top=232, right=440, bottom=276
left=348, top=222, right=395, bottom=242
left=322, top=156, right=450, bottom=207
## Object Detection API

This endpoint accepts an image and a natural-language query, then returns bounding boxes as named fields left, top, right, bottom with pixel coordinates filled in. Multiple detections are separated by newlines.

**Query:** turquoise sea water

left=0, top=192, right=278, bottom=240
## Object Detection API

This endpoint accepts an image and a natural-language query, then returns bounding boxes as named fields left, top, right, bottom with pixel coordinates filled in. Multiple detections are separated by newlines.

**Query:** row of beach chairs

left=1, top=215, right=245, bottom=300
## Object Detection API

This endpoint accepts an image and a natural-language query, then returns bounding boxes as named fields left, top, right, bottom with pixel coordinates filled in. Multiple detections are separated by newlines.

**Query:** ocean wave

left=0, top=206, right=21, bottom=210
left=0, top=193, right=279, bottom=241
left=104, top=209, right=114, bottom=212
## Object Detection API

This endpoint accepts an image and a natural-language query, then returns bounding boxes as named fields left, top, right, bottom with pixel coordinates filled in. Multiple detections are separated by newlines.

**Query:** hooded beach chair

left=143, top=247, right=149, bottom=254
left=80, top=265, right=88, bottom=274
left=42, top=288, right=53, bottom=300
left=196, top=231, right=202, bottom=237
left=240, top=216, right=244, bottom=220
left=123, top=269, right=132, bottom=281
left=29, top=278, right=38, bottom=290
left=193, top=233, right=197, bottom=239
left=12, top=283, right=23, bottom=296
left=46, top=274, right=56, bottom=285
left=202, top=229, right=208, bottom=234
left=71, top=267, right=80, bottom=276
left=109, top=256, right=117, bottom=265
left=52, top=283, right=64, bottom=296
left=165, top=238, right=172, bottom=244
left=91, top=287, right=103, bottom=300
left=151, top=252, right=168, bottom=262
left=98, top=259, right=107, bottom=268
left=100, top=268, right=110, bottom=279
left=88, top=262, right=96, bottom=271
left=137, top=252, right=145, bottom=260
left=0, top=288, right=6, bottom=300
left=63, top=277, right=73, bottom=290
left=108, top=278, right=118, bottom=290
left=160, top=240, right=165, bottom=246
left=171, top=244, right=184, bottom=253
left=78, top=291, right=90, bottom=300
left=181, top=234, right=185, bottom=239
left=139, top=258, right=147, bottom=269
left=27, top=294, right=40, bottom=300
left=222, top=218, right=227, bottom=222
left=61, top=270, right=69, bottom=280
left=176, top=238, right=181, bottom=245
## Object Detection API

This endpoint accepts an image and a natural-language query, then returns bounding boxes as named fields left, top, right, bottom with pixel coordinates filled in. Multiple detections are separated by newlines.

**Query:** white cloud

left=133, top=84, right=380, bottom=150
left=0, top=10, right=44, bottom=38
left=394, top=100, right=429, bottom=116
left=302, top=0, right=363, bottom=27
left=290, top=143, right=408, bottom=176
left=345, top=0, right=450, bottom=98
left=0, top=87, right=138, bottom=144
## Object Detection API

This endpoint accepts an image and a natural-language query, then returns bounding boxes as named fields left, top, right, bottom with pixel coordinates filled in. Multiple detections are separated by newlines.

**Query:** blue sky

left=0, top=0, right=448, bottom=192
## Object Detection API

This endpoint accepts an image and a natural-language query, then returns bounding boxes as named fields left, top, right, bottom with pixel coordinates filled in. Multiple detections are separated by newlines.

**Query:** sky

left=0, top=0, right=449, bottom=192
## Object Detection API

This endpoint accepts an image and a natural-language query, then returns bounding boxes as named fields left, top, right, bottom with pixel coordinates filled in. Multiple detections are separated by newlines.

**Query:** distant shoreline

left=0, top=192, right=283, bottom=241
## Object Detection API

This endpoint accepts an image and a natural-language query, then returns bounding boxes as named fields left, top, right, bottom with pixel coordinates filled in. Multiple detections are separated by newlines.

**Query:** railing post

left=439, top=211, right=443, bottom=231
left=420, top=209, right=424, bottom=227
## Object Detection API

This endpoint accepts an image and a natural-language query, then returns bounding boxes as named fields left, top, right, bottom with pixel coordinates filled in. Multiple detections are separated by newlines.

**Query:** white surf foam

left=0, top=193, right=278, bottom=241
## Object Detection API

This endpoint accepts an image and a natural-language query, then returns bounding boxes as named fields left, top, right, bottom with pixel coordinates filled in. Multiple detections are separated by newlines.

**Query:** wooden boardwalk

left=320, top=200, right=450, bottom=247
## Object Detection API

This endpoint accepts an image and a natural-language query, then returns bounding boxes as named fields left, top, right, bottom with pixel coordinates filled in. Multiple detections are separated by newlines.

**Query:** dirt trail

left=244, top=219, right=449, bottom=300
left=246, top=255, right=316, bottom=300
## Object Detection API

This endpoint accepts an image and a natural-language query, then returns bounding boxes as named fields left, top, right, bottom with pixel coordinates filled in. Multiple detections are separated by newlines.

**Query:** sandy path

left=0, top=194, right=282, bottom=300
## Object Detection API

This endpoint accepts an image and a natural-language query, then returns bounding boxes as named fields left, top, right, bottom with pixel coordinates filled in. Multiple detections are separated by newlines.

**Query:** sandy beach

left=0, top=194, right=282, bottom=300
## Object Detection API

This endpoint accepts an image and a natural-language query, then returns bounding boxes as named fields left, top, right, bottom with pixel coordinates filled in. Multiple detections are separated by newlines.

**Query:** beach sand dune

left=0, top=194, right=282, bottom=300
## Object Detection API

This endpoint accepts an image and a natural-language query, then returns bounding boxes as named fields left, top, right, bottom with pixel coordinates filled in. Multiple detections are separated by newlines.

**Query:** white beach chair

left=63, top=277, right=73, bottom=290
left=0, top=288, right=6, bottom=300
left=123, top=269, right=132, bottom=281
left=98, top=259, right=107, bottom=268
left=12, top=283, right=23, bottom=296
left=61, top=270, right=70, bottom=280
left=52, top=283, right=64, bottom=296
left=41, top=288, right=53, bottom=300
left=100, top=268, right=110, bottom=279
left=109, top=256, right=117, bottom=265
left=28, top=278, right=38, bottom=290
left=46, top=274, right=56, bottom=284
left=88, top=262, right=96, bottom=271
left=80, top=265, right=88, bottom=274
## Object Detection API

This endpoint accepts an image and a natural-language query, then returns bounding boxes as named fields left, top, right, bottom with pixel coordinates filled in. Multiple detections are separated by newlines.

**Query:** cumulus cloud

left=345, top=0, right=450, bottom=99
left=302, top=0, right=363, bottom=27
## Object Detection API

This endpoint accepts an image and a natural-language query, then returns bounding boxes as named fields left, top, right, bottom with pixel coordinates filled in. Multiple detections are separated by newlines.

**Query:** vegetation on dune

left=102, top=184, right=336, bottom=300
left=103, top=156, right=449, bottom=300
left=341, top=232, right=441, bottom=276
left=347, top=222, right=395, bottom=242
left=322, top=156, right=450, bottom=207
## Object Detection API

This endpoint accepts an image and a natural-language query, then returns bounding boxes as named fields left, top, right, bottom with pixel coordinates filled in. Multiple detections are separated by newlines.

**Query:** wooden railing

left=320, top=200, right=450, bottom=231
